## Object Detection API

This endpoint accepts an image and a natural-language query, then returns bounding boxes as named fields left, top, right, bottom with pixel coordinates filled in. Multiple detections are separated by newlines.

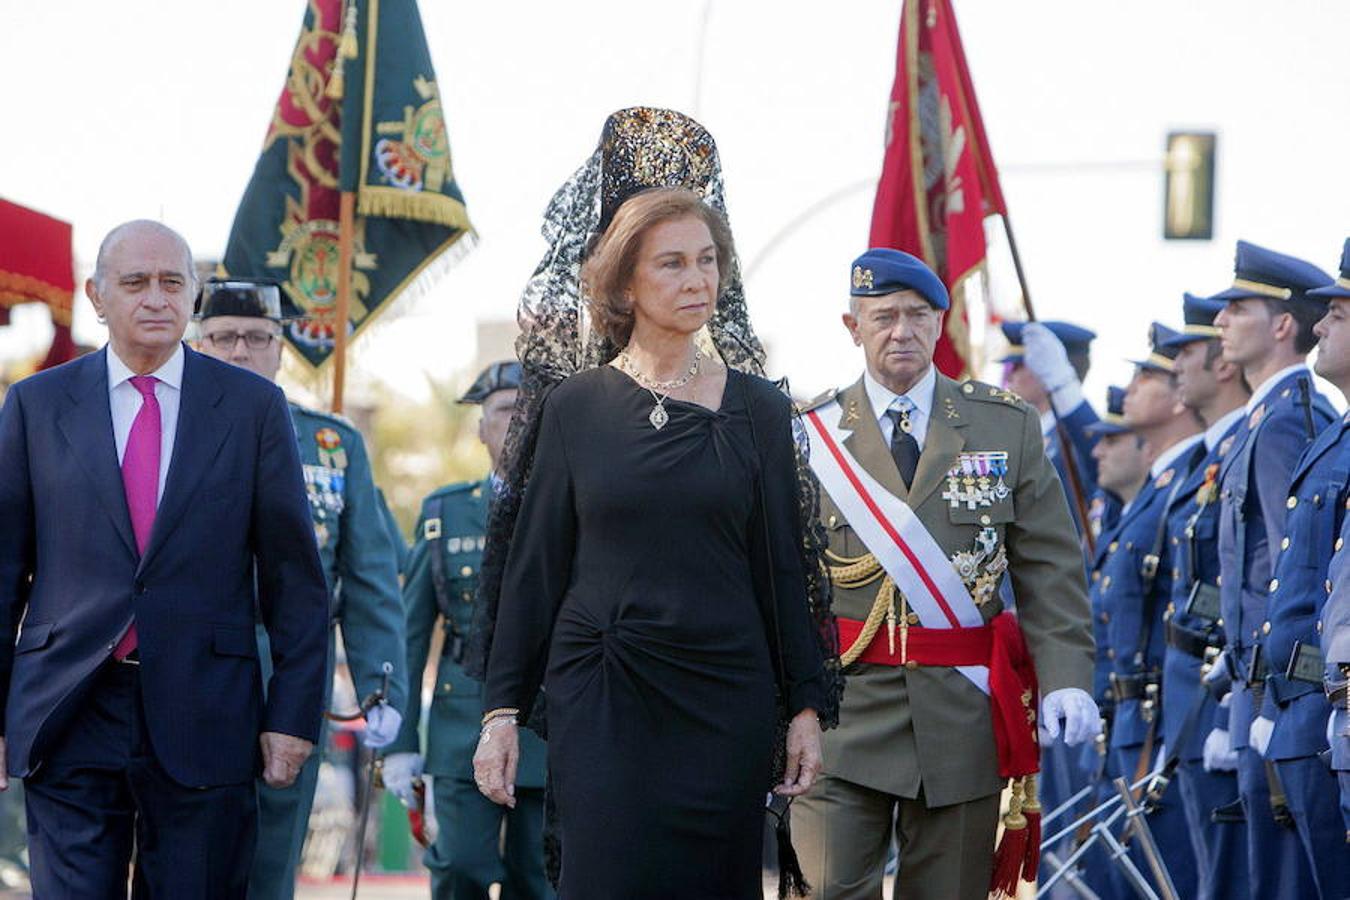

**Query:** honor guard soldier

left=1000, top=320, right=1105, bottom=540
left=1154, top=293, right=1250, bottom=900
left=1094, top=324, right=1206, bottom=898
left=383, top=361, right=551, bottom=900
left=1208, top=241, right=1335, bottom=897
left=794, top=249, right=1098, bottom=900
left=1242, top=249, right=1350, bottom=898
left=193, top=279, right=409, bottom=900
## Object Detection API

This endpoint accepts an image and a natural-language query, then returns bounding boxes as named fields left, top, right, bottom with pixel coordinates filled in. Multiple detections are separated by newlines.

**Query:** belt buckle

left=1245, top=645, right=1266, bottom=687
left=1285, top=640, right=1323, bottom=685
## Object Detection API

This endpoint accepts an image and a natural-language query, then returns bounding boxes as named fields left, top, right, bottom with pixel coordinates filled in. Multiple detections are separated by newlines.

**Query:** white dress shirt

left=1203, top=407, right=1246, bottom=451
left=108, top=343, right=184, bottom=505
left=1150, top=433, right=1203, bottom=480
left=865, top=364, right=937, bottom=451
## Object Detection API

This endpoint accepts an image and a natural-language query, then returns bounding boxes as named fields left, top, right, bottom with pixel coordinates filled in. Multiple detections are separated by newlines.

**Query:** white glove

left=1020, top=323, right=1084, bottom=415
left=1249, top=716, right=1274, bottom=757
left=1329, top=711, right=1337, bottom=748
left=1202, top=727, right=1238, bottom=772
left=381, top=751, right=423, bottom=807
left=1041, top=688, right=1101, bottom=746
left=363, top=703, right=403, bottom=749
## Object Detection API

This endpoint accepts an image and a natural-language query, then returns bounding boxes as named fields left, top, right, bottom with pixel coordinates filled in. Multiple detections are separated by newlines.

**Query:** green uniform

left=391, top=478, right=550, bottom=899
left=794, top=375, right=1095, bottom=900
left=249, top=404, right=409, bottom=900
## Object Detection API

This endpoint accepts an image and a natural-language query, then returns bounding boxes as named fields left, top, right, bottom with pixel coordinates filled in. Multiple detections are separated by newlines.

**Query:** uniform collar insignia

left=1217, top=434, right=1235, bottom=457
left=1248, top=403, right=1266, bottom=429
left=1154, top=467, right=1175, bottom=489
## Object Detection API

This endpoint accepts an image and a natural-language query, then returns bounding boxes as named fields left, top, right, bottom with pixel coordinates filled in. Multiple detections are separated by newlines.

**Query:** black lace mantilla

left=464, top=106, right=843, bottom=746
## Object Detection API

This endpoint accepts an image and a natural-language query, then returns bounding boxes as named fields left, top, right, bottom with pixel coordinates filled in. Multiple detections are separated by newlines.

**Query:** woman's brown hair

left=581, top=187, right=735, bottom=347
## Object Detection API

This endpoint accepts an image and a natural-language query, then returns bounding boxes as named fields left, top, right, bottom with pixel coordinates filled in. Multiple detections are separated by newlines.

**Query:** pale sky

left=2, top=0, right=1348, bottom=406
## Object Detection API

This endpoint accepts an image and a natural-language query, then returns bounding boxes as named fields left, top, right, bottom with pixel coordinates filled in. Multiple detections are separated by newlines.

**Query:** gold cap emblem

left=852, top=265, right=874, bottom=291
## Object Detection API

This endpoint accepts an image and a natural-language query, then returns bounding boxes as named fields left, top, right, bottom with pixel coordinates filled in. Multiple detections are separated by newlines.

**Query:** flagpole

left=999, top=213, right=1096, bottom=553
left=331, top=190, right=355, bottom=414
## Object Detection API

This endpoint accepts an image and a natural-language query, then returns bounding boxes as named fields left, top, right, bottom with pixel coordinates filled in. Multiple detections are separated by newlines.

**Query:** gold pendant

left=649, top=401, right=669, bottom=430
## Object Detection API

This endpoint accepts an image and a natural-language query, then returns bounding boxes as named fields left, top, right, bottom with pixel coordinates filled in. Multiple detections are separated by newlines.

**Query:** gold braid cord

left=826, top=550, right=898, bottom=667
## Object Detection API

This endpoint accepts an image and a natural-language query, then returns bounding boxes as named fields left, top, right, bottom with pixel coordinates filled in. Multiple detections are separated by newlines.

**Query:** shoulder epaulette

left=959, top=380, right=1031, bottom=412
left=797, top=387, right=839, bottom=414
left=290, top=402, right=357, bottom=431
left=421, top=481, right=478, bottom=507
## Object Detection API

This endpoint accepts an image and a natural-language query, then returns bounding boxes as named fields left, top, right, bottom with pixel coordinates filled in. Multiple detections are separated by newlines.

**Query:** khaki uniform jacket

left=810, top=373, right=1094, bottom=808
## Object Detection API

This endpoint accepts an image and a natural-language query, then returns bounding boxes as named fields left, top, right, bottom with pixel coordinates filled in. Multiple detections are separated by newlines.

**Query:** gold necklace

left=618, top=347, right=703, bottom=430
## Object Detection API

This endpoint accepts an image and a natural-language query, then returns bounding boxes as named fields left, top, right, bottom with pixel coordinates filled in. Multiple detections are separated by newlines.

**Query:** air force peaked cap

left=1084, top=386, right=1130, bottom=437
left=460, top=360, right=523, bottom=404
left=850, top=248, right=949, bottom=310
left=1160, top=293, right=1225, bottom=349
left=1210, top=240, right=1332, bottom=304
left=1130, top=322, right=1182, bottom=373
left=1308, top=238, right=1350, bottom=300
left=997, top=320, right=1096, bottom=364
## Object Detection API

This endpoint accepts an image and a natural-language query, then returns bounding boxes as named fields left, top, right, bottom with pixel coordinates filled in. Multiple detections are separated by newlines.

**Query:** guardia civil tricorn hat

left=195, top=277, right=304, bottom=321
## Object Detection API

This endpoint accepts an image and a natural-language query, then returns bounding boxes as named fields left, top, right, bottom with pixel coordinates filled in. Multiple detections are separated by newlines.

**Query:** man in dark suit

left=0, top=220, right=329, bottom=896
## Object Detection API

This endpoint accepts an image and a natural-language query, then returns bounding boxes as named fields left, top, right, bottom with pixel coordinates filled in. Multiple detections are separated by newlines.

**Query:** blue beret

left=1159, top=292, right=1224, bottom=349
left=1210, top=240, right=1332, bottom=304
left=997, top=320, right=1096, bottom=363
left=1129, top=322, right=1182, bottom=373
left=1084, top=386, right=1130, bottom=436
left=1308, top=238, right=1350, bottom=300
left=850, top=248, right=949, bottom=310
left=460, top=360, right=523, bottom=404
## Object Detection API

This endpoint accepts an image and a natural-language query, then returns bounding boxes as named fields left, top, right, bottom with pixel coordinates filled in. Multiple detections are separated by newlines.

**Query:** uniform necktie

left=115, top=374, right=160, bottom=659
left=886, top=398, right=920, bottom=489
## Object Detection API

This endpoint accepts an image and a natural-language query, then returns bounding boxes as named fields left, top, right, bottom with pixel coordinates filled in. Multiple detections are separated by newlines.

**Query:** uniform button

left=1166, top=603, right=1175, bottom=615
left=1338, top=538, right=1345, bottom=552
left=442, top=682, right=453, bottom=692
left=906, top=612, right=920, bottom=625
left=1281, top=537, right=1290, bottom=550
left=1109, top=541, right=1119, bottom=553
left=462, top=592, right=473, bottom=602
left=1099, top=611, right=1110, bottom=624
left=1106, top=648, right=1116, bottom=660
left=1216, top=617, right=1224, bottom=628
left=1287, top=496, right=1298, bottom=509
left=1171, top=537, right=1179, bottom=546
left=1317, top=620, right=1323, bottom=633
left=1327, top=580, right=1333, bottom=593
left=904, top=660, right=919, bottom=670
left=980, top=515, right=991, bottom=526
left=1172, top=567, right=1181, bottom=580
left=1261, top=621, right=1271, bottom=635
left=460, top=565, right=473, bottom=577
left=1093, top=572, right=1101, bottom=582
left=1269, top=579, right=1279, bottom=592
left=828, top=515, right=838, bottom=528
left=1104, top=688, right=1116, bottom=701
left=1314, top=494, right=1322, bottom=505
left=963, top=383, right=974, bottom=394
left=1216, top=575, right=1222, bottom=586
left=1125, top=542, right=1135, bottom=551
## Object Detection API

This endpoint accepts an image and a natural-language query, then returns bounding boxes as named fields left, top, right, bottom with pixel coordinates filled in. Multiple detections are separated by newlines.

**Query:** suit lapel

left=56, top=349, right=137, bottom=559
left=908, top=375, right=968, bottom=508
left=138, top=349, right=231, bottom=573
left=837, top=377, right=910, bottom=502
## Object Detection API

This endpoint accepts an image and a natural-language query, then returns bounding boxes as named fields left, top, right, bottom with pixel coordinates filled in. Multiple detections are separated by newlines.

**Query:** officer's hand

left=775, top=708, right=823, bottom=797
left=473, top=719, right=518, bottom=809
left=381, top=752, right=422, bottom=807
left=0, top=737, right=7, bottom=791
left=1249, top=716, right=1274, bottom=757
left=363, top=704, right=403, bottom=750
left=1041, top=688, right=1101, bottom=746
left=260, top=732, right=314, bottom=789
left=1202, top=727, right=1238, bottom=772
left=1021, top=323, right=1082, bottom=414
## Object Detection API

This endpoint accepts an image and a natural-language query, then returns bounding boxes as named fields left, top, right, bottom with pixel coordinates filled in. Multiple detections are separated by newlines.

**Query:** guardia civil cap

left=997, top=320, right=1096, bottom=363
left=849, top=248, right=949, bottom=310
left=1084, top=386, right=1130, bottom=436
left=460, top=360, right=523, bottom=404
left=1209, top=240, right=1332, bottom=304
left=195, top=278, right=302, bottom=321
left=1129, top=322, right=1182, bottom=374
left=1160, top=293, right=1224, bottom=349
left=1308, top=238, right=1350, bottom=300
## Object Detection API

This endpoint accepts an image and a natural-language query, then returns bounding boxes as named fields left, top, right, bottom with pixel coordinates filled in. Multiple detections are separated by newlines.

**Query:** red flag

left=870, top=0, right=1007, bottom=379
left=0, top=198, right=78, bottom=369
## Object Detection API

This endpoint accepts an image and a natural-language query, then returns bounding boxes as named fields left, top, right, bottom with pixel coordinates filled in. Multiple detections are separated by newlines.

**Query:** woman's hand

left=774, top=708, right=822, bottom=797
left=472, top=718, right=520, bottom=808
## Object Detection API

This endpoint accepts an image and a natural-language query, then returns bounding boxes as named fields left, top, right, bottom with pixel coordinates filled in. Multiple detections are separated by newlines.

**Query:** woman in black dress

left=473, top=187, right=829, bottom=898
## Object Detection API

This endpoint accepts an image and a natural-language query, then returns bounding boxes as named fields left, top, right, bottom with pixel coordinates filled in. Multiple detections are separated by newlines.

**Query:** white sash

left=804, top=399, right=989, bottom=694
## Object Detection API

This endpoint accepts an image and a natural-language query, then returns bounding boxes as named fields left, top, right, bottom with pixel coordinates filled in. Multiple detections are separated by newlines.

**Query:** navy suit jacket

left=0, top=346, right=329, bottom=787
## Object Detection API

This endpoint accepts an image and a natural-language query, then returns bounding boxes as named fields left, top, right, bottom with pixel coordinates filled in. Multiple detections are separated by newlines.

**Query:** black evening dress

left=484, top=365, right=827, bottom=899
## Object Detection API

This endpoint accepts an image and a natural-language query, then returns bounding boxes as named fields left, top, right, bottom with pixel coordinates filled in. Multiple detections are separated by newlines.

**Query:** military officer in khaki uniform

left=794, top=249, right=1099, bottom=900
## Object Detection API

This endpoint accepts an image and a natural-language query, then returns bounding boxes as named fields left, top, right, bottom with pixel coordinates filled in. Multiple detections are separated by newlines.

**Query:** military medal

left=316, top=427, right=348, bottom=468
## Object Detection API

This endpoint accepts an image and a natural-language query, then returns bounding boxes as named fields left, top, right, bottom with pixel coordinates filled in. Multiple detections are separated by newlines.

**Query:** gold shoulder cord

left=826, top=551, right=907, bottom=666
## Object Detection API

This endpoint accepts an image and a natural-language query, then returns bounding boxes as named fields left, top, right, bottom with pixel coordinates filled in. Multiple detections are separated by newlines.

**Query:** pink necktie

left=114, top=374, right=160, bottom=659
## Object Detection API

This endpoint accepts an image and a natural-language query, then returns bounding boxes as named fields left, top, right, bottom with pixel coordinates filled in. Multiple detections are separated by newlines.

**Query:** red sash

left=838, top=611, right=1040, bottom=779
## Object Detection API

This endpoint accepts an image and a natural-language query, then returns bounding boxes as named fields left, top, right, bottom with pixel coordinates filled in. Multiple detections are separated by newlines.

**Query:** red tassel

left=1022, top=775, right=1042, bottom=882
left=989, top=779, right=1028, bottom=898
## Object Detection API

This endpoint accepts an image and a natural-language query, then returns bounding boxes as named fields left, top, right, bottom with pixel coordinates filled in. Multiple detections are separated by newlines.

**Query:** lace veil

left=464, top=107, right=842, bottom=734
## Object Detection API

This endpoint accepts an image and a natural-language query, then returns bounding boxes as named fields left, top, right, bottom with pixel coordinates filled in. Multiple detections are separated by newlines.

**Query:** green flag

left=223, top=0, right=473, bottom=370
